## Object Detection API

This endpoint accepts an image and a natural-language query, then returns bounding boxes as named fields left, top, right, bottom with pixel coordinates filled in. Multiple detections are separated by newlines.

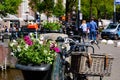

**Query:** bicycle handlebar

left=64, top=37, right=94, bottom=48
left=61, top=37, right=96, bottom=57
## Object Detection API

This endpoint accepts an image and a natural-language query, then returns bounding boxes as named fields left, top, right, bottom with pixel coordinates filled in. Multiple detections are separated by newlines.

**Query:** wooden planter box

left=71, top=52, right=114, bottom=76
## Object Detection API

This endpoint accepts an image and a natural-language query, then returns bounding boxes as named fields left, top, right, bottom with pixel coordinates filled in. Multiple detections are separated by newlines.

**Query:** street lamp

left=113, top=1, right=116, bottom=23
left=77, top=0, right=81, bottom=28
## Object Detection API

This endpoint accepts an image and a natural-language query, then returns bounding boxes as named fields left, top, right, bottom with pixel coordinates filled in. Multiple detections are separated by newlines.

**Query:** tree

left=29, top=0, right=54, bottom=17
left=29, top=0, right=54, bottom=13
left=29, top=0, right=115, bottom=20
left=66, top=0, right=77, bottom=14
left=53, top=0, right=65, bottom=17
left=0, top=0, right=22, bottom=17
left=80, top=0, right=114, bottom=20
left=28, top=0, right=40, bottom=12
left=92, top=0, right=114, bottom=19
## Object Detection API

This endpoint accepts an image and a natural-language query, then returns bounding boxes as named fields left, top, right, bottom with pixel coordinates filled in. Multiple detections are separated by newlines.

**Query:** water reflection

left=0, top=69, right=24, bottom=80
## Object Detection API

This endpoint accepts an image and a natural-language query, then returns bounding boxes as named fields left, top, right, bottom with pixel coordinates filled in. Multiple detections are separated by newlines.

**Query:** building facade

left=18, top=0, right=35, bottom=26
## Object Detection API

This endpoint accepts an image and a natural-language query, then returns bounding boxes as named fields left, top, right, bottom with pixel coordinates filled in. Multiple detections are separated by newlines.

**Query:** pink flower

left=24, top=35, right=30, bottom=41
left=50, top=47, right=60, bottom=53
left=50, top=42, right=60, bottom=53
left=24, top=35, right=33, bottom=46
left=53, top=47, right=60, bottom=53
left=27, top=40, right=33, bottom=46
left=50, top=43, right=55, bottom=48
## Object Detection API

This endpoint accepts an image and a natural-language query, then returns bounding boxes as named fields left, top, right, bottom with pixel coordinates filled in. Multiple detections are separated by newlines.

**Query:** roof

left=3, top=14, right=19, bottom=20
left=22, top=14, right=35, bottom=21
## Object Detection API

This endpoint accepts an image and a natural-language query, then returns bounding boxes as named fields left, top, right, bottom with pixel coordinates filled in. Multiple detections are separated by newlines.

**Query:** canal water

left=0, top=40, right=24, bottom=80
left=0, top=69, right=24, bottom=80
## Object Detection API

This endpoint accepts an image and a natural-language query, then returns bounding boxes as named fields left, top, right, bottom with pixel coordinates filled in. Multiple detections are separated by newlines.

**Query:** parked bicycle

left=55, top=36, right=114, bottom=80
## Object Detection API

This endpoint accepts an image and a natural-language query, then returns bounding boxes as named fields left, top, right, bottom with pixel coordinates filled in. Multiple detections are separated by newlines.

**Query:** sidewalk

left=88, top=43, right=120, bottom=80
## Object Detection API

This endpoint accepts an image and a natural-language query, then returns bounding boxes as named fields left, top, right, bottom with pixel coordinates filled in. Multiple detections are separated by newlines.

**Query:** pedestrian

left=4, top=26, right=9, bottom=32
left=86, top=21, right=90, bottom=39
left=89, top=17, right=98, bottom=41
left=79, top=20, right=88, bottom=40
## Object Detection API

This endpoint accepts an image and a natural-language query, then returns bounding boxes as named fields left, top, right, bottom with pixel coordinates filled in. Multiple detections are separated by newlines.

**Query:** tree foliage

left=0, top=0, right=22, bottom=17
left=29, top=0, right=54, bottom=13
left=29, top=0, right=118, bottom=20
left=65, top=0, right=77, bottom=14
left=81, top=0, right=114, bottom=19
left=53, top=0, right=65, bottom=17
left=67, top=0, right=114, bottom=20
left=28, top=0, right=40, bottom=11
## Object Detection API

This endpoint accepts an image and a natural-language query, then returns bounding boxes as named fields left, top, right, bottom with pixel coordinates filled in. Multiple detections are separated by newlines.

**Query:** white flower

left=10, top=40, right=18, bottom=47
left=47, top=57, right=51, bottom=60
left=13, top=39, right=17, bottom=43
left=40, top=36, right=44, bottom=41
left=39, top=41, right=44, bottom=44
left=17, top=46, right=21, bottom=52
left=24, top=44, right=29, bottom=50
left=43, top=50, right=48, bottom=54
left=29, top=33, right=33, bottom=36
left=10, top=43, right=14, bottom=47
left=10, top=52, right=14, bottom=56
left=12, top=39, right=18, bottom=45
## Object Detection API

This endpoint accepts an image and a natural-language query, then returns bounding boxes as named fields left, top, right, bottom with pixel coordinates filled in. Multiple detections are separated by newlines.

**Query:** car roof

left=109, top=23, right=120, bottom=25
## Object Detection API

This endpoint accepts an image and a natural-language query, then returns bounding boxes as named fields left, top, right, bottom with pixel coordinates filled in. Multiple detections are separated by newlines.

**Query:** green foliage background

left=1, top=0, right=120, bottom=20
left=0, top=0, right=22, bottom=17
left=29, top=0, right=117, bottom=20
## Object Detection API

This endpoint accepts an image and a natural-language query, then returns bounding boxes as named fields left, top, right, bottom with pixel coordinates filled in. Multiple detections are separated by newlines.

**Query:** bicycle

left=61, top=37, right=95, bottom=80
left=56, top=37, right=113, bottom=80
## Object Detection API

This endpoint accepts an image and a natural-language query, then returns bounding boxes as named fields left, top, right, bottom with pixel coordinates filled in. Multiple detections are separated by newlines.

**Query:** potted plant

left=41, top=21, right=62, bottom=33
left=9, top=33, right=60, bottom=80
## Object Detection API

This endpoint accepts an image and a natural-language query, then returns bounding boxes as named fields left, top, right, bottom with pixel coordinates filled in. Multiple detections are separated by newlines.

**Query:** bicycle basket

left=71, top=52, right=114, bottom=76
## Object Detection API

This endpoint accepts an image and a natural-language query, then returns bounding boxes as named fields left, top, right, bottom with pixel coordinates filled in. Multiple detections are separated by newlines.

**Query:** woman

left=79, top=20, right=88, bottom=40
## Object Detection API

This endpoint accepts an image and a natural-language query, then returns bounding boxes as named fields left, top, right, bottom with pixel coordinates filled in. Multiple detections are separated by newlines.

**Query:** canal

left=0, top=69, right=24, bottom=80
left=0, top=42, right=24, bottom=80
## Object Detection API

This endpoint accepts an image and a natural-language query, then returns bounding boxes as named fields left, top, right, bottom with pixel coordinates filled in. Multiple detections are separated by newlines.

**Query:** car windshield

left=106, top=24, right=117, bottom=29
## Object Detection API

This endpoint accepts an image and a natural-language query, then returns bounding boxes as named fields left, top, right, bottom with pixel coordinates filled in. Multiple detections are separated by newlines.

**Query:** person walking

left=89, top=17, right=98, bottom=41
left=79, top=20, right=88, bottom=41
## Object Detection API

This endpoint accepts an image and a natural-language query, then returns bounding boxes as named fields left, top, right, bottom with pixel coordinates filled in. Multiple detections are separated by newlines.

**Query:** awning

left=22, top=14, right=35, bottom=20
left=27, top=23, right=38, bottom=30
left=3, top=14, right=19, bottom=20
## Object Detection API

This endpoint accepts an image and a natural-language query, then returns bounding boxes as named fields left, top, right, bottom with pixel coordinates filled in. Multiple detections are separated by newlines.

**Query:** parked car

left=101, top=23, right=120, bottom=40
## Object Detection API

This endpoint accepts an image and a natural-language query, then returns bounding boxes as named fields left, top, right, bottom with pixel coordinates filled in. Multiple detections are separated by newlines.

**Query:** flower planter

left=9, top=33, right=59, bottom=80
left=42, top=28, right=62, bottom=33
left=15, top=63, right=52, bottom=80
left=41, top=22, right=62, bottom=33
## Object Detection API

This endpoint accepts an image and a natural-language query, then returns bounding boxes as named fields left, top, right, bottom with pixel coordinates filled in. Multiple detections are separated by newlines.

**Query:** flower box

left=9, top=33, right=61, bottom=80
